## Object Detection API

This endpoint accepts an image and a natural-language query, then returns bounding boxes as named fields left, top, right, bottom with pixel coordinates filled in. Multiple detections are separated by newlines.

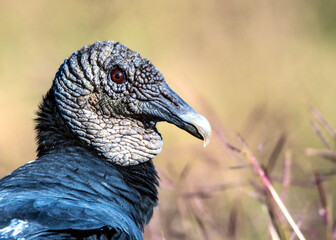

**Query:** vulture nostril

left=161, top=89, right=179, bottom=107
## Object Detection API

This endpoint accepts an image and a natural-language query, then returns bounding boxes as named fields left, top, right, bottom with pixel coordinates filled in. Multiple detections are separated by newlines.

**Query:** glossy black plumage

left=0, top=91, right=158, bottom=239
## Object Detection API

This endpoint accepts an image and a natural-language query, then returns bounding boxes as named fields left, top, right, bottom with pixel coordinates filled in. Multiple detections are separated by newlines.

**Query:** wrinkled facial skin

left=97, top=44, right=165, bottom=119
left=54, top=41, right=211, bottom=166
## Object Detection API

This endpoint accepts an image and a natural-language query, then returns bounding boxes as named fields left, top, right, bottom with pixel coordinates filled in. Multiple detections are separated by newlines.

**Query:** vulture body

left=0, top=41, right=211, bottom=239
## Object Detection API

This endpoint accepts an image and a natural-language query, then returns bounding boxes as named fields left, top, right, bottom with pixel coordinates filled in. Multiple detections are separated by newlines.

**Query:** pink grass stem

left=239, top=137, right=306, bottom=240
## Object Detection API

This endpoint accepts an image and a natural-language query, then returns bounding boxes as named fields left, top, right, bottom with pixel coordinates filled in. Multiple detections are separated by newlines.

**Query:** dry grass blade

left=178, top=162, right=192, bottom=184
left=266, top=134, right=286, bottom=173
left=266, top=201, right=285, bottom=240
left=305, top=148, right=336, bottom=163
left=268, top=220, right=281, bottom=240
left=289, top=220, right=303, bottom=240
left=280, top=151, right=291, bottom=202
left=229, top=164, right=249, bottom=170
left=314, top=172, right=328, bottom=224
left=309, top=106, right=336, bottom=141
left=235, top=135, right=306, bottom=240
left=310, top=121, right=331, bottom=149
left=227, top=204, right=238, bottom=239
left=226, top=143, right=241, bottom=153
left=271, top=175, right=317, bottom=188
left=181, top=182, right=245, bottom=199
left=191, top=196, right=227, bottom=237
left=193, top=213, right=210, bottom=240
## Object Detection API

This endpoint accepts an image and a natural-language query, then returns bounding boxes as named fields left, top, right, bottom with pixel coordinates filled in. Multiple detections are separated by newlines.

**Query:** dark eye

left=110, top=68, right=125, bottom=84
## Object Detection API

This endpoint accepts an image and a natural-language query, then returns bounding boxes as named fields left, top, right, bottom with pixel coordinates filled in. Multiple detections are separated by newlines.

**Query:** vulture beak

left=147, top=83, right=212, bottom=147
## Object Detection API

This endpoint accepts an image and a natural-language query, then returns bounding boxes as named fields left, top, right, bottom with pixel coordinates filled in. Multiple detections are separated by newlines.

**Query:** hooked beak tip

left=180, top=112, right=212, bottom=147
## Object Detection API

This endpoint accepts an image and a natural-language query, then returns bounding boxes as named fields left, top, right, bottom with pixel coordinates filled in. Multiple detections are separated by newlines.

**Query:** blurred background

left=1, top=0, right=336, bottom=239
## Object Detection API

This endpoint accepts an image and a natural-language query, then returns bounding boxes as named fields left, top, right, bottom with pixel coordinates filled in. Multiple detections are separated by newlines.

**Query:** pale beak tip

left=180, top=112, right=212, bottom=147
left=203, top=134, right=211, bottom=148
left=202, top=123, right=212, bottom=148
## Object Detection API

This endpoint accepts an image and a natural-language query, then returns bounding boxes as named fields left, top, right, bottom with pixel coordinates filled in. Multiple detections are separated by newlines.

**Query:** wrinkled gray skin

left=54, top=41, right=211, bottom=166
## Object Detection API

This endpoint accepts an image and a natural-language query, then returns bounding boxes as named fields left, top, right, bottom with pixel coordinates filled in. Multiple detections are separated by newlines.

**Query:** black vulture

left=0, top=41, right=211, bottom=240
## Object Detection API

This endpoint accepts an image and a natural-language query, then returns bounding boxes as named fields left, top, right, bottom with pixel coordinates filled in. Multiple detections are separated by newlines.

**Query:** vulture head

left=51, top=41, right=211, bottom=166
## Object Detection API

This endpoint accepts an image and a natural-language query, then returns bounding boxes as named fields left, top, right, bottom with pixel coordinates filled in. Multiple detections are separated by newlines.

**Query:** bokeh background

left=1, top=0, right=336, bottom=239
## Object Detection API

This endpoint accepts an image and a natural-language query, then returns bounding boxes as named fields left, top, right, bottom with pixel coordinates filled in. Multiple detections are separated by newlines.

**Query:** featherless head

left=53, top=41, right=211, bottom=166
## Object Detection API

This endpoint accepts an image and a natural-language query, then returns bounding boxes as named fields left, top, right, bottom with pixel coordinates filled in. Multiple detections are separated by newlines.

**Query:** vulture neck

left=35, top=88, right=159, bottom=230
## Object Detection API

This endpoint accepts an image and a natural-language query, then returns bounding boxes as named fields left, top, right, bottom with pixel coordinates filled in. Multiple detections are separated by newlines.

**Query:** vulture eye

left=110, top=68, right=125, bottom=84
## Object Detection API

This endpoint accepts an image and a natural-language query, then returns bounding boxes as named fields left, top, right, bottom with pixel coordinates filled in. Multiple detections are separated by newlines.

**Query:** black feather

left=0, top=89, right=159, bottom=240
